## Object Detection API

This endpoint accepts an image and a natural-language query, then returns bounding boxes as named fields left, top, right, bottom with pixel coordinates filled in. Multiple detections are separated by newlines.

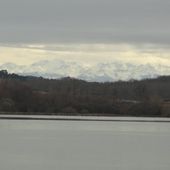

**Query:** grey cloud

left=0, top=0, right=170, bottom=44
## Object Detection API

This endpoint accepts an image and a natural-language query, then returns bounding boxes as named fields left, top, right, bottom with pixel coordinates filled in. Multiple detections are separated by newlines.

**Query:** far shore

left=0, top=113, right=170, bottom=122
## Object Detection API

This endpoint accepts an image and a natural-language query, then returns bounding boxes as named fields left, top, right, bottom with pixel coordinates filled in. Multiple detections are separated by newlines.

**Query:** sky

left=0, top=0, right=170, bottom=67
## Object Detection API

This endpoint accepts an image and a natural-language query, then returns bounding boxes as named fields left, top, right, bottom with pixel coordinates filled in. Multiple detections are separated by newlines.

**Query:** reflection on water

left=0, top=118, right=170, bottom=170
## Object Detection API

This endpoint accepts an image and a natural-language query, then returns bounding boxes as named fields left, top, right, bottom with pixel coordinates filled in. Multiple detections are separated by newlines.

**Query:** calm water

left=0, top=118, right=170, bottom=170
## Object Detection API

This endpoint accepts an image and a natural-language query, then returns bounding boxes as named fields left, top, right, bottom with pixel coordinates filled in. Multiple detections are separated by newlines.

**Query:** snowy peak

left=0, top=59, right=170, bottom=82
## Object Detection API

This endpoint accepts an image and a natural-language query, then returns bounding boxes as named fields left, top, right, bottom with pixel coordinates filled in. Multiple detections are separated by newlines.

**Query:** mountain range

left=0, top=59, right=170, bottom=82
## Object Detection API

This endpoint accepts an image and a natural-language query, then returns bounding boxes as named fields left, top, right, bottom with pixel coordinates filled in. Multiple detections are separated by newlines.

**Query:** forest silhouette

left=0, top=70, right=170, bottom=117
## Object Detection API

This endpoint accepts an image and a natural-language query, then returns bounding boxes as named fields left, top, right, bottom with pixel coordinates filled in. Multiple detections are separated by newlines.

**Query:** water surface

left=0, top=118, right=170, bottom=170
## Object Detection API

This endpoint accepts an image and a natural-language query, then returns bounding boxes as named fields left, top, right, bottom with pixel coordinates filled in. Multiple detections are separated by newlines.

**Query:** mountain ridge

left=0, top=59, right=170, bottom=82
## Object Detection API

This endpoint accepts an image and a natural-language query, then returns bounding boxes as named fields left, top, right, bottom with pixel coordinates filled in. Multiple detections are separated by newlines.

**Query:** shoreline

left=0, top=114, right=170, bottom=122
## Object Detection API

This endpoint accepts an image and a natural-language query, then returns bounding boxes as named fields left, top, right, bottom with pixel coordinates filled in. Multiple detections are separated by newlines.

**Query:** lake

left=0, top=116, right=170, bottom=170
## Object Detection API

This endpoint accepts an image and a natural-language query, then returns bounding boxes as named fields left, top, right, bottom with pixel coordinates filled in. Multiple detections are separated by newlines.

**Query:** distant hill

left=0, top=70, right=170, bottom=117
left=0, top=70, right=33, bottom=80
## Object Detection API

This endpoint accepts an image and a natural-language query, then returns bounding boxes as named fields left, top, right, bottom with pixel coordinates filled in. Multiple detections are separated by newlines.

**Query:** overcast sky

left=0, top=0, right=170, bottom=66
left=0, top=0, right=170, bottom=44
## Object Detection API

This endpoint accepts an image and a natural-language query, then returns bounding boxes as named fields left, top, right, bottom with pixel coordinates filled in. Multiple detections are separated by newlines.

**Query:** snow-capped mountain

left=0, top=59, right=170, bottom=82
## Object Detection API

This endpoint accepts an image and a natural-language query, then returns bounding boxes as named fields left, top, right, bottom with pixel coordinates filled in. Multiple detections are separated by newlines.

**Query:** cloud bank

left=0, top=43, right=170, bottom=66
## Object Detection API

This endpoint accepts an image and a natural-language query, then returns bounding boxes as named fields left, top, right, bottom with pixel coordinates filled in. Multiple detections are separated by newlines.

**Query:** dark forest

left=0, top=70, right=170, bottom=117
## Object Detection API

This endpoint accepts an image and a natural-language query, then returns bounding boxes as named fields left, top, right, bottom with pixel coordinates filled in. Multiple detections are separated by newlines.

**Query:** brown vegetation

left=0, top=70, right=170, bottom=117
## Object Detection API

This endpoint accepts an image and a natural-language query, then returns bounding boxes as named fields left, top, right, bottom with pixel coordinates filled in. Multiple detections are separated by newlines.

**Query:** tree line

left=0, top=70, right=170, bottom=117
